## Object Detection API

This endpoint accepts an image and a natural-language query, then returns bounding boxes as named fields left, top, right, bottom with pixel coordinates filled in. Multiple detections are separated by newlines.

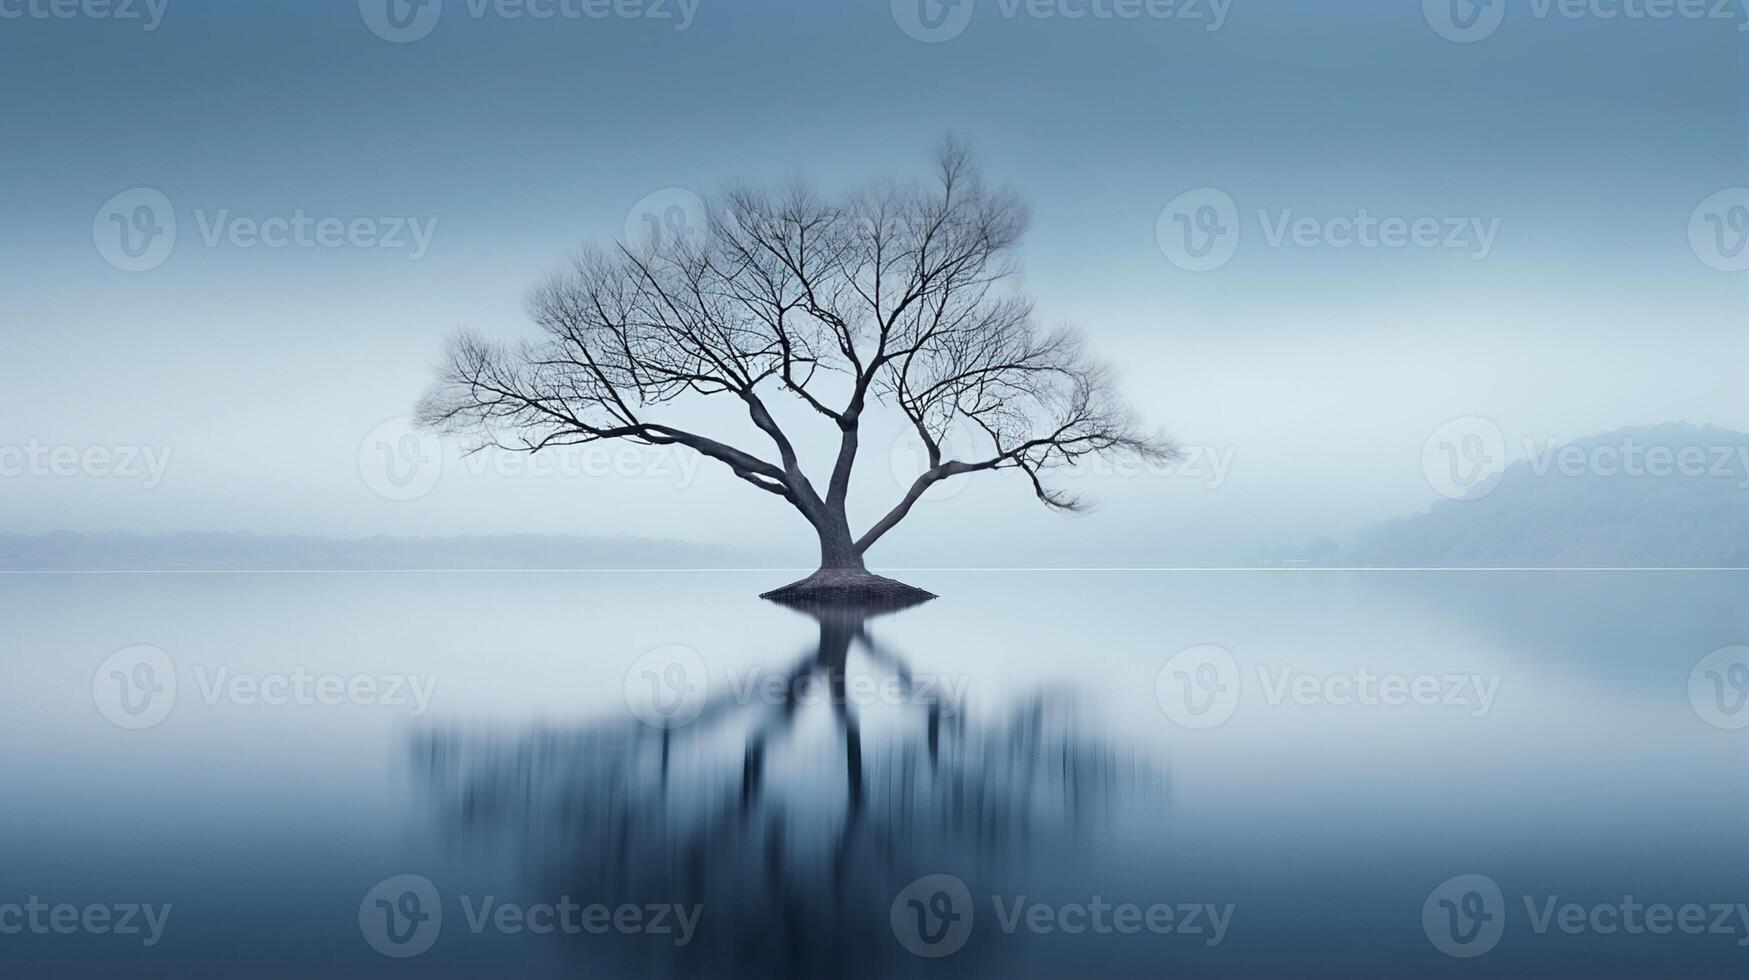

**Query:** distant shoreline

left=0, top=531, right=763, bottom=572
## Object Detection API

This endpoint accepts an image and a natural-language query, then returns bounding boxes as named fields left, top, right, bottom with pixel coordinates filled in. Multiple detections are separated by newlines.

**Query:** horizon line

left=0, top=567, right=1743, bottom=575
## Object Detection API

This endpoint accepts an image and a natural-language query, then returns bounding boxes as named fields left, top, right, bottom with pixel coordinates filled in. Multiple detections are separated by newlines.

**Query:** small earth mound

left=759, top=568, right=936, bottom=611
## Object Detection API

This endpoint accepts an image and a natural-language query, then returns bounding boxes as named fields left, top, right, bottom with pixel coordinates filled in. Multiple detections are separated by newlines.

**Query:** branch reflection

left=413, top=599, right=1167, bottom=977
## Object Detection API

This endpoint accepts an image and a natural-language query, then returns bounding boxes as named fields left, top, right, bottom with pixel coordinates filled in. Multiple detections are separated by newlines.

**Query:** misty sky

left=2, top=0, right=1745, bottom=565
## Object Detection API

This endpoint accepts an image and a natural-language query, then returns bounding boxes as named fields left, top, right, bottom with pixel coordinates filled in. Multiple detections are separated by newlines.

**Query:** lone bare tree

left=417, top=142, right=1173, bottom=602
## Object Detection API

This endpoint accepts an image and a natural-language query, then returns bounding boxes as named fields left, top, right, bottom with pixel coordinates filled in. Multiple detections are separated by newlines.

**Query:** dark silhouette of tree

left=417, top=142, right=1173, bottom=601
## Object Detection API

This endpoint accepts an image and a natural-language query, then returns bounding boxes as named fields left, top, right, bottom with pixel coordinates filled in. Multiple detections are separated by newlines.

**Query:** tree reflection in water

left=412, top=598, right=1167, bottom=978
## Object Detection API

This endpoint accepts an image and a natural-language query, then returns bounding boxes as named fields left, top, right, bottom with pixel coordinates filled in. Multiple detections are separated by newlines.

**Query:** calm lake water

left=2, top=570, right=1744, bottom=977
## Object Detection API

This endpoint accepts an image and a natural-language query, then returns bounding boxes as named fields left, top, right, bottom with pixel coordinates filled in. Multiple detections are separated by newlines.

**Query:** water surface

left=1, top=570, right=1743, bottom=977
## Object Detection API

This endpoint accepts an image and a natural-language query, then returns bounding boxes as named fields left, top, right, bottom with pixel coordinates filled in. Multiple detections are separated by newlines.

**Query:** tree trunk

left=759, top=507, right=935, bottom=608
left=816, top=515, right=866, bottom=572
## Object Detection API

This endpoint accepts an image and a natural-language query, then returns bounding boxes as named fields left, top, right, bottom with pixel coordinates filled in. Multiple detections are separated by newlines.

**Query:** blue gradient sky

left=1, top=0, right=1744, bottom=564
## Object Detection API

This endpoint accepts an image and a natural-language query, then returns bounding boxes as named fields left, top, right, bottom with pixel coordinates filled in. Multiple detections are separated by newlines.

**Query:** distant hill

left=1280, top=424, right=1749, bottom=567
left=0, top=532, right=759, bottom=571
